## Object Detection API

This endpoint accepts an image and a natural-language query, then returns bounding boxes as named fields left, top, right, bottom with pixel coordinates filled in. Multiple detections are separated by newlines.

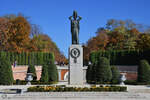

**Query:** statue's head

left=73, top=10, right=77, bottom=20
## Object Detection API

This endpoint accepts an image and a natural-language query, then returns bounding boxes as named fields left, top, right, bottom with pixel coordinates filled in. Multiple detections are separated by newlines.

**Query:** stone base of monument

left=0, top=89, right=22, bottom=94
left=69, top=45, right=84, bottom=85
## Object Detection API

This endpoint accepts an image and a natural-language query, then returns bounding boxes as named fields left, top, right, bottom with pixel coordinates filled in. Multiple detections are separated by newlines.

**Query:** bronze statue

left=69, top=11, right=82, bottom=44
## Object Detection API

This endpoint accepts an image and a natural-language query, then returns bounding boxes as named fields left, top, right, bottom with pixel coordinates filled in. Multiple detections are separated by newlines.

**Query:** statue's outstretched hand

left=78, top=16, right=82, bottom=21
left=69, top=16, right=72, bottom=20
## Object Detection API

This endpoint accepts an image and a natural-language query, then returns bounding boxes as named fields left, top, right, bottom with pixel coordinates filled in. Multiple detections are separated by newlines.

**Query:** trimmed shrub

left=91, top=63, right=97, bottom=83
left=37, top=52, right=43, bottom=65
left=27, top=85, right=127, bottom=92
left=96, top=57, right=112, bottom=83
left=0, top=55, right=14, bottom=85
left=16, top=79, right=21, bottom=85
left=87, top=50, right=150, bottom=66
left=111, top=66, right=120, bottom=84
left=47, top=53, right=58, bottom=82
left=86, top=52, right=98, bottom=83
left=48, top=62, right=58, bottom=82
left=86, top=64, right=93, bottom=83
left=25, top=53, right=28, bottom=65
left=137, top=60, right=150, bottom=83
left=40, top=65, right=49, bottom=82
left=27, top=64, right=37, bottom=81
left=124, top=80, right=137, bottom=85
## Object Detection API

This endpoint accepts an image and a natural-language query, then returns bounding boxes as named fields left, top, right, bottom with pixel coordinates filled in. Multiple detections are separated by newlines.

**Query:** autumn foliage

left=0, top=14, right=66, bottom=63
left=84, top=19, right=150, bottom=63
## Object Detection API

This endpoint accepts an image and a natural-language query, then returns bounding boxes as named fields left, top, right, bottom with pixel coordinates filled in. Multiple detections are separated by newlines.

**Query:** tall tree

left=0, top=18, right=11, bottom=51
left=31, top=34, right=66, bottom=62
left=84, top=19, right=142, bottom=62
left=30, top=24, right=42, bottom=37
left=136, top=34, right=150, bottom=50
left=84, top=29, right=109, bottom=62
left=8, top=16, right=31, bottom=53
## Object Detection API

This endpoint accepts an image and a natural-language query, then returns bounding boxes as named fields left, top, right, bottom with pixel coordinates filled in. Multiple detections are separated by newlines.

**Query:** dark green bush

left=87, top=50, right=150, bottom=66
left=47, top=53, right=58, bottom=82
left=0, top=55, right=14, bottom=85
left=124, top=80, right=137, bottom=85
left=111, top=66, right=120, bottom=84
left=137, top=60, right=150, bottom=83
left=96, top=57, right=112, bottom=82
left=87, top=57, right=113, bottom=84
left=40, top=65, right=49, bottom=82
left=86, top=64, right=93, bottom=83
left=16, top=79, right=21, bottom=85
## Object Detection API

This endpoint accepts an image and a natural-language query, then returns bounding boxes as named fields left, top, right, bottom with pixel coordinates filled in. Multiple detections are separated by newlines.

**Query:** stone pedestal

left=69, top=45, right=83, bottom=85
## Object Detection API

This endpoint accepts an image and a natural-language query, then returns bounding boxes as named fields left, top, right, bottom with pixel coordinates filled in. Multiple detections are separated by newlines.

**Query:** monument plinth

left=68, top=11, right=84, bottom=85
left=69, top=45, right=83, bottom=85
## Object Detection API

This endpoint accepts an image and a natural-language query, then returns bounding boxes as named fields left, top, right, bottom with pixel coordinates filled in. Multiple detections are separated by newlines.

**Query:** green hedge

left=27, top=85, right=127, bottom=92
left=90, top=50, right=150, bottom=65
left=124, top=80, right=150, bottom=85
left=0, top=52, right=54, bottom=65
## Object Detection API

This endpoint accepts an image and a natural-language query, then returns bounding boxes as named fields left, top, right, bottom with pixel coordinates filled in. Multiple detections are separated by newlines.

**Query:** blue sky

left=0, top=0, right=150, bottom=57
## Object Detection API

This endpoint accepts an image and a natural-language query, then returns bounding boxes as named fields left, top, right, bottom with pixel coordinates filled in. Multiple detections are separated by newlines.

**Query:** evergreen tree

left=0, top=55, right=14, bottom=85
left=27, top=64, right=37, bottom=81
left=40, top=64, right=49, bottom=82
left=47, top=53, right=58, bottom=82
left=86, top=64, right=93, bottom=83
left=96, top=57, right=112, bottom=83
left=138, top=60, right=150, bottom=83
left=111, top=66, right=120, bottom=84
left=86, top=52, right=98, bottom=83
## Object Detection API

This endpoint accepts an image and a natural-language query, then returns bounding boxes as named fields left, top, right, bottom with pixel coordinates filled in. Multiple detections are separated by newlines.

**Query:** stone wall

left=121, top=72, right=137, bottom=80
left=12, top=65, right=138, bottom=81
left=12, top=66, right=42, bottom=80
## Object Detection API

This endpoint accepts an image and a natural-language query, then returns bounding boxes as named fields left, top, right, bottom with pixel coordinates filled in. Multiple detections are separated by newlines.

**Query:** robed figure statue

left=69, top=11, right=82, bottom=44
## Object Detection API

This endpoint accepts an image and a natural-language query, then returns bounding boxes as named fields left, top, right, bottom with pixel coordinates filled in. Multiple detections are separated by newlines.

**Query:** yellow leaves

left=5, top=15, right=31, bottom=53
left=43, top=86, right=55, bottom=91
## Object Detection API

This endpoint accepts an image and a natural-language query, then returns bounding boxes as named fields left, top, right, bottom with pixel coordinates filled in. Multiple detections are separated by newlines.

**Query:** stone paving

left=0, top=85, right=150, bottom=100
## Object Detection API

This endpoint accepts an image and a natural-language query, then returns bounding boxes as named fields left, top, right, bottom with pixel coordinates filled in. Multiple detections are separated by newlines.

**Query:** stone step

left=13, top=92, right=144, bottom=98
left=1, top=92, right=150, bottom=100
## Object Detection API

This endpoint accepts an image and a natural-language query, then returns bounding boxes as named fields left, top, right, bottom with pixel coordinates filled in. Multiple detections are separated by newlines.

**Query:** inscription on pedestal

left=70, top=48, right=80, bottom=63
